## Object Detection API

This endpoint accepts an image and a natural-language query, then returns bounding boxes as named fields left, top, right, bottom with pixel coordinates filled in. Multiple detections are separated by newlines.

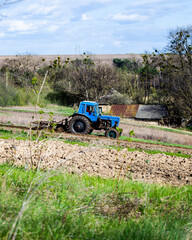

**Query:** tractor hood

left=100, top=115, right=120, bottom=127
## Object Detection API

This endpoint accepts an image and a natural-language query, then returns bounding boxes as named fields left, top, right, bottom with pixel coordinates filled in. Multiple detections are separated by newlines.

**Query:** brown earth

left=0, top=138, right=191, bottom=186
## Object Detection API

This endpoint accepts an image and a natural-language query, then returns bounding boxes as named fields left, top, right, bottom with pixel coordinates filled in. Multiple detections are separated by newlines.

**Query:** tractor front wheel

left=105, top=128, right=119, bottom=139
left=69, top=115, right=91, bottom=135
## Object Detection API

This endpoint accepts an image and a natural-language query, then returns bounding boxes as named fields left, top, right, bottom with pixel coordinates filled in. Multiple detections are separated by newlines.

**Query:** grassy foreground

left=0, top=164, right=192, bottom=240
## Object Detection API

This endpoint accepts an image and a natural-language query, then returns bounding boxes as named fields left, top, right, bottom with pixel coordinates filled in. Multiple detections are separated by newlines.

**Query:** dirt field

left=0, top=138, right=191, bottom=186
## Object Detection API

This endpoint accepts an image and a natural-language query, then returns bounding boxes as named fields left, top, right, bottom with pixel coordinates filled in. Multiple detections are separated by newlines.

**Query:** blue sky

left=0, top=0, right=191, bottom=55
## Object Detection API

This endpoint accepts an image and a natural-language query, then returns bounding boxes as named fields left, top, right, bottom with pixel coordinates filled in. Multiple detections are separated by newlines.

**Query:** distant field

left=0, top=54, right=143, bottom=67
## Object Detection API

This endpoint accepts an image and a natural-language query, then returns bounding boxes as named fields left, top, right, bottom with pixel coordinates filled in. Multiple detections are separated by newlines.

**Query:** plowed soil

left=0, top=138, right=191, bottom=186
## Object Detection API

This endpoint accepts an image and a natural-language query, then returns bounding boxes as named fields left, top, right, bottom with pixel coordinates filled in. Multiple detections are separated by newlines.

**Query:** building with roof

left=135, top=105, right=169, bottom=120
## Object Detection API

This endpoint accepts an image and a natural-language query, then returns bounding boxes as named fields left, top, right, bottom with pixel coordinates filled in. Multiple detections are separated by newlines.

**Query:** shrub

left=46, top=90, right=84, bottom=106
left=0, top=84, right=49, bottom=107
left=0, top=84, right=21, bottom=106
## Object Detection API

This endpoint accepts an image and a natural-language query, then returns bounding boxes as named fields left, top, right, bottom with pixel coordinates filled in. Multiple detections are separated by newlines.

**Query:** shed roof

left=135, top=105, right=168, bottom=120
left=110, top=105, right=139, bottom=118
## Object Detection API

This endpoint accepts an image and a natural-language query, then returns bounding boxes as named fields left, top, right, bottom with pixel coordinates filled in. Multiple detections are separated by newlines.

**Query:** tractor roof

left=80, top=101, right=98, bottom=105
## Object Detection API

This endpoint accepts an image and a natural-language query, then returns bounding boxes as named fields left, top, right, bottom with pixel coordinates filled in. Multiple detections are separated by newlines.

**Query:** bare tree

left=0, top=0, right=24, bottom=19
left=0, top=0, right=23, bottom=7
left=150, top=26, right=192, bottom=117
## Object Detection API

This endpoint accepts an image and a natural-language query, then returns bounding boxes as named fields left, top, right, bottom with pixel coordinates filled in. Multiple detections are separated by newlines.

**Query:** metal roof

left=110, top=105, right=139, bottom=118
left=135, top=105, right=168, bottom=120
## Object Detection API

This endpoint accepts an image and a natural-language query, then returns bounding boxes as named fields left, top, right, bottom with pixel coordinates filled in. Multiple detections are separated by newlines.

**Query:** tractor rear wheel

left=105, top=128, right=119, bottom=139
left=69, top=115, right=91, bottom=134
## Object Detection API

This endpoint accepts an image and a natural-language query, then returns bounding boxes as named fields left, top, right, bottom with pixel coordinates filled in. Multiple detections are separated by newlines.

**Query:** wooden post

left=5, top=69, right=9, bottom=87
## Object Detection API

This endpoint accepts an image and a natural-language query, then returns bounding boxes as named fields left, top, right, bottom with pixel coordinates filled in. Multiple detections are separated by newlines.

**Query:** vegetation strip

left=120, top=135, right=192, bottom=149
left=0, top=164, right=191, bottom=240
left=61, top=139, right=191, bottom=158
left=105, top=145, right=191, bottom=158
left=0, top=108, right=36, bottom=113
left=0, top=106, right=76, bottom=116
left=0, top=128, right=191, bottom=158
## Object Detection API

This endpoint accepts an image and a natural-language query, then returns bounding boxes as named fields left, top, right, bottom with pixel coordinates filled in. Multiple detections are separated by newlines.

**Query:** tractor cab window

left=99, top=107, right=102, bottom=115
left=86, top=105, right=94, bottom=113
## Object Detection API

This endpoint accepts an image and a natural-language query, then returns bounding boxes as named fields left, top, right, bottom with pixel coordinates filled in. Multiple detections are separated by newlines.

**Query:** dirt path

left=0, top=138, right=191, bottom=186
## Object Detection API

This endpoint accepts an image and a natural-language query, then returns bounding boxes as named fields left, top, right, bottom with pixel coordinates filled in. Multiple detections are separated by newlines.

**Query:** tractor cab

left=78, top=101, right=100, bottom=122
left=77, top=101, right=120, bottom=128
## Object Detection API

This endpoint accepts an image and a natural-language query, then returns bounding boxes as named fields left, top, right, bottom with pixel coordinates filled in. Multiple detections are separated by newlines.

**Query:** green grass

left=119, top=135, right=192, bottom=149
left=0, top=105, right=76, bottom=116
left=0, top=164, right=191, bottom=240
left=0, top=107, right=35, bottom=113
left=105, top=145, right=191, bottom=158
left=140, top=148, right=191, bottom=158
left=45, top=104, right=77, bottom=116
left=0, top=128, right=51, bottom=141
left=180, top=126, right=192, bottom=132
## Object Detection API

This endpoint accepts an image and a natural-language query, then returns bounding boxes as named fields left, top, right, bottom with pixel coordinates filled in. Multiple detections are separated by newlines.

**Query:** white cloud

left=47, top=25, right=59, bottom=33
left=80, top=0, right=115, bottom=3
left=133, top=0, right=165, bottom=5
left=113, top=40, right=122, bottom=46
left=0, top=32, right=5, bottom=38
left=7, top=20, right=35, bottom=32
left=27, top=4, right=58, bottom=15
left=112, top=13, right=148, bottom=22
left=81, top=14, right=91, bottom=21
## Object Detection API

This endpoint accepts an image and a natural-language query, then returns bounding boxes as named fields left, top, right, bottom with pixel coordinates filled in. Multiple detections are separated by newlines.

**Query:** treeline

left=0, top=26, right=191, bottom=118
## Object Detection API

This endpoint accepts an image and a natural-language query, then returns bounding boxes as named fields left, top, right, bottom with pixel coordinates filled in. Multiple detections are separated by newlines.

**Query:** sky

left=0, top=0, right=191, bottom=55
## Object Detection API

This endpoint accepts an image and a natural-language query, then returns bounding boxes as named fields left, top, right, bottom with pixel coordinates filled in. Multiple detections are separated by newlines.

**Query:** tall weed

left=0, top=83, right=50, bottom=107
left=0, top=84, right=21, bottom=107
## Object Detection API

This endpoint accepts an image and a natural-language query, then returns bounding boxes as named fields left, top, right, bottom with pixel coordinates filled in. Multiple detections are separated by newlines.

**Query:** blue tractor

left=56, top=101, right=122, bottom=139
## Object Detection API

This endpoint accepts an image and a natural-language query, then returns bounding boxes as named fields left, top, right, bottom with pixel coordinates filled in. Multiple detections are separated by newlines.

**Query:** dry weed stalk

left=35, top=70, right=48, bottom=111
left=186, top=222, right=192, bottom=240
